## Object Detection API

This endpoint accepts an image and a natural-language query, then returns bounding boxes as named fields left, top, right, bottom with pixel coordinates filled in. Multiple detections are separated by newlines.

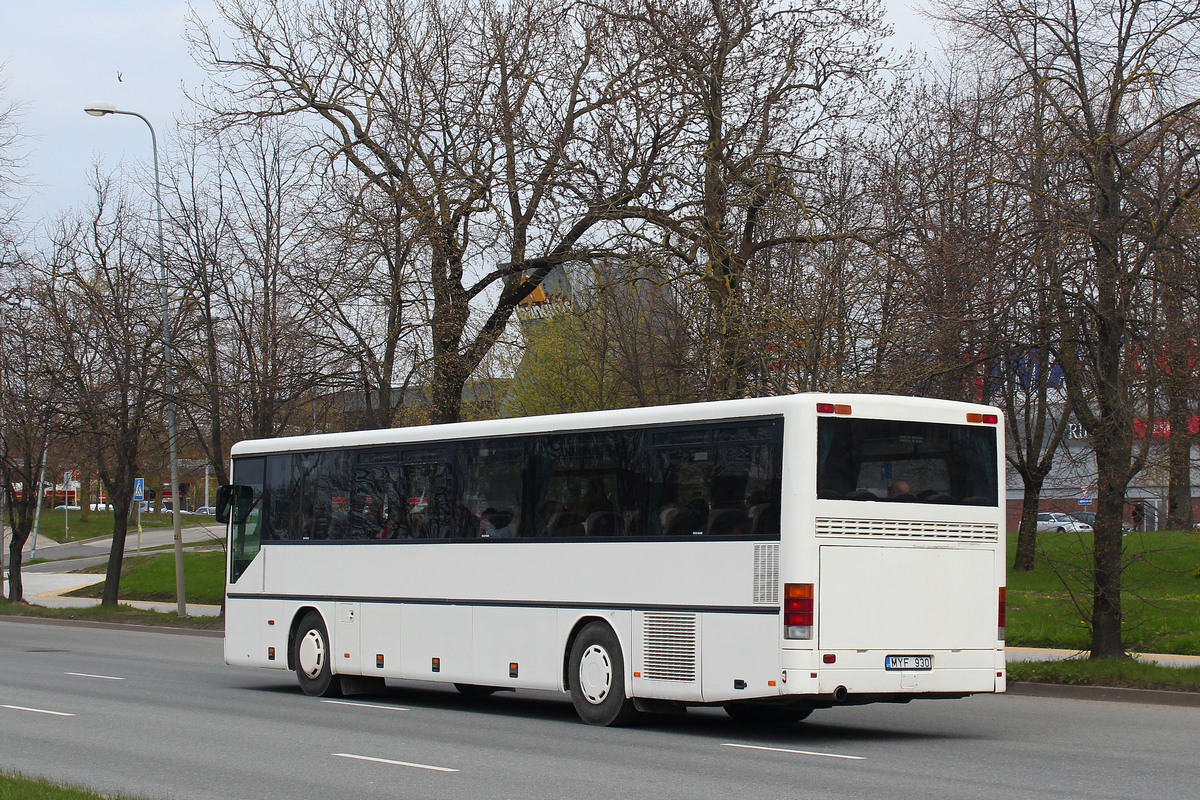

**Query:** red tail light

left=998, top=587, right=1007, bottom=640
left=784, top=583, right=814, bottom=639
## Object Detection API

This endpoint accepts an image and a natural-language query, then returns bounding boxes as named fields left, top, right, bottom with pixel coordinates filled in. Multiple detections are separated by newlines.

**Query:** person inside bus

left=888, top=480, right=917, bottom=502
left=480, top=507, right=516, bottom=538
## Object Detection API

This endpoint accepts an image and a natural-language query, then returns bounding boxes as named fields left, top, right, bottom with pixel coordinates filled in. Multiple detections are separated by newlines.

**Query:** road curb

left=1008, top=681, right=1200, bottom=708
left=0, top=613, right=223, bottom=638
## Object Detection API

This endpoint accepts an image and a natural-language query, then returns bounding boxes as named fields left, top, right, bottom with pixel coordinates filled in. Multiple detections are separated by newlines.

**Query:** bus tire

left=568, top=622, right=639, bottom=726
left=294, top=611, right=341, bottom=697
left=722, top=701, right=813, bottom=725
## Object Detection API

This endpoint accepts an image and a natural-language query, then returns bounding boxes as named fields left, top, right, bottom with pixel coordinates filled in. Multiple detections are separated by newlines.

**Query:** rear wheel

left=293, top=611, right=341, bottom=697
left=568, top=622, right=639, bottom=726
left=723, top=701, right=813, bottom=725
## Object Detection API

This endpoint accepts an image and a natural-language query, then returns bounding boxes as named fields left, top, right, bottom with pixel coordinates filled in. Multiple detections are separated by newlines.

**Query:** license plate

left=885, top=655, right=932, bottom=671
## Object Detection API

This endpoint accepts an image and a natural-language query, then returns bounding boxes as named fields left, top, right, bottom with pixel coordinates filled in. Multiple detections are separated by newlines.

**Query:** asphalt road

left=2, top=618, right=1198, bottom=800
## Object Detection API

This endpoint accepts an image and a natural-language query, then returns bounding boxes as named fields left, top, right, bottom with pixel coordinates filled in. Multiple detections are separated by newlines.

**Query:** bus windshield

left=816, top=416, right=998, bottom=506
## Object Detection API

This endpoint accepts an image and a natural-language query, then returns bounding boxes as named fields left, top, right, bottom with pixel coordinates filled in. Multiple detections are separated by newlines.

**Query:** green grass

left=1008, top=657, right=1200, bottom=692
left=0, top=771, right=161, bottom=800
left=28, top=510, right=175, bottom=544
left=1007, top=528, right=1200, bottom=655
left=64, top=551, right=226, bottom=606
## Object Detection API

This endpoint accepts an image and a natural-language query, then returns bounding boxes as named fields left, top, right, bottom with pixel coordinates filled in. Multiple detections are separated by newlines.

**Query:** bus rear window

left=817, top=417, right=998, bottom=506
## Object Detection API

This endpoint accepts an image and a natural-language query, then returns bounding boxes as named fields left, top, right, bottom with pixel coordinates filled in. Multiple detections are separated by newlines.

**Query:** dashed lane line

left=333, top=753, right=458, bottom=773
left=722, top=742, right=865, bottom=761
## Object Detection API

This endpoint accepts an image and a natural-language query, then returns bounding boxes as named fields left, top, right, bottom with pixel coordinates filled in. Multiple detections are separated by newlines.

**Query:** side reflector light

left=784, top=583, right=814, bottom=639
left=823, top=654, right=836, bottom=664
left=998, top=587, right=1007, bottom=640
left=967, top=412, right=999, bottom=424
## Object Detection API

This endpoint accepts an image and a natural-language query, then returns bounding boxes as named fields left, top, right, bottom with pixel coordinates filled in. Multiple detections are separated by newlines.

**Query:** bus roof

left=229, top=393, right=1001, bottom=457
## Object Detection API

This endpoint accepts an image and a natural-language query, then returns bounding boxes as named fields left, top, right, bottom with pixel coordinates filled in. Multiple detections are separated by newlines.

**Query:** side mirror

left=215, top=484, right=254, bottom=524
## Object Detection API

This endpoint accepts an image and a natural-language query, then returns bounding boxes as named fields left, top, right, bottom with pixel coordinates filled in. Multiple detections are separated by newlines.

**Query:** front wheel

left=568, top=622, right=639, bottom=726
left=293, top=611, right=341, bottom=697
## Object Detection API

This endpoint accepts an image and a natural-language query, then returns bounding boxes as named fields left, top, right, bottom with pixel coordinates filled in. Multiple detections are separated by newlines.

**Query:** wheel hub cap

left=578, top=644, right=613, bottom=704
left=298, top=629, right=326, bottom=679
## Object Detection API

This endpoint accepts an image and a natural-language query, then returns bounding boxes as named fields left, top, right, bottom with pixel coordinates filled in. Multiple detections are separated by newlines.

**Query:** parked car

left=53, top=504, right=81, bottom=511
left=194, top=506, right=216, bottom=515
left=1070, top=511, right=1134, bottom=531
left=1036, top=511, right=1093, bottom=532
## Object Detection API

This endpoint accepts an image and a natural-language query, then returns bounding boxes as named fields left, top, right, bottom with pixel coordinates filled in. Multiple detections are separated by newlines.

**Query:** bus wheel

left=568, top=622, right=639, bottom=726
left=294, top=611, right=341, bottom=697
left=454, top=683, right=499, bottom=697
left=722, top=701, right=813, bottom=725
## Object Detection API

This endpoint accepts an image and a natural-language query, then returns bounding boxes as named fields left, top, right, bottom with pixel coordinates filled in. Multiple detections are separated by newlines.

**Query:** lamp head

left=84, top=101, right=118, bottom=117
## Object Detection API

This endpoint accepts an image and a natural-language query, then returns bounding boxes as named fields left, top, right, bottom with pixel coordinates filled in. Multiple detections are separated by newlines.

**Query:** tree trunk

left=6, top=536, right=23, bottom=602
left=1012, top=481, right=1044, bottom=572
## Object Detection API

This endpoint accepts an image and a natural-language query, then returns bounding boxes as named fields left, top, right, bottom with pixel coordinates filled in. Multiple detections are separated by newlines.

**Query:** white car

left=1036, top=511, right=1092, bottom=532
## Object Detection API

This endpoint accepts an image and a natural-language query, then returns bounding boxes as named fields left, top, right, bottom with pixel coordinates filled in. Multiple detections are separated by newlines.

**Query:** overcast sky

left=2, top=0, right=938, bottom=228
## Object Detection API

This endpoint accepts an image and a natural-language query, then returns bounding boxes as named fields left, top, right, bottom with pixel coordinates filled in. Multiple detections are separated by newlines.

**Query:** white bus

left=218, top=393, right=1006, bottom=725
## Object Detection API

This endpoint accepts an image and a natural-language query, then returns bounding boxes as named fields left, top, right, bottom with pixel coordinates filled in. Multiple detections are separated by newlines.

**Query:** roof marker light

left=818, top=403, right=852, bottom=415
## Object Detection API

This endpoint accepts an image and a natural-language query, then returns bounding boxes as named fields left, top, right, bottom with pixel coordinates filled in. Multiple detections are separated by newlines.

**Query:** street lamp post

left=84, top=101, right=187, bottom=617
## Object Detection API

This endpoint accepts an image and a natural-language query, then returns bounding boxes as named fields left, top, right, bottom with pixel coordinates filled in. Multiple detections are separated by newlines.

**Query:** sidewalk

left=1007, top=646, right=1200, bottom=669
left=3, top=522, right=223, bottom=617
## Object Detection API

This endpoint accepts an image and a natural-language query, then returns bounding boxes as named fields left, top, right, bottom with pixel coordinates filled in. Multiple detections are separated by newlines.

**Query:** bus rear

left=777, top=396, right=1005, bottom=708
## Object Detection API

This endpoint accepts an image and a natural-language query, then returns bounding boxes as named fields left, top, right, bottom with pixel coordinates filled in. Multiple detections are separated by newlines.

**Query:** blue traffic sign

left=1078, top=498, right=1092, bottom=505
left=134, top=477, right=145, bottom=500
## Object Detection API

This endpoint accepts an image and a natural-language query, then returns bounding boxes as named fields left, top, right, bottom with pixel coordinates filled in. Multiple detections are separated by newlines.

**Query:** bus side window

left=410, top=459, right=476, bottom=539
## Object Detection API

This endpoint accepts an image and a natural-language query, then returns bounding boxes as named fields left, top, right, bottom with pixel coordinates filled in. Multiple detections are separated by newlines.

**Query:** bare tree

left=0, top=278, right=60, bottom=601
left=936, top=0, right=1200, bottom=656
left=38, top=173, right=165, bottom=606
left=601, top=0, right=890, bottom=399
left=190, top=0, right=661, bottom=424
left=168, top=119, right=336, bottom=456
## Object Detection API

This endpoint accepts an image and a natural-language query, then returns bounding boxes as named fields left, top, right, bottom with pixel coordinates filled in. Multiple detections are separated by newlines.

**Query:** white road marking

left=722, top=742, right=865, bottom=761
left=333, top=753, right=458, bottom=773
left=65, top=672, right=125, bottom=681
left=2, top=704, right=75, bottom=717
left=321, top=700, right=408, bottom=711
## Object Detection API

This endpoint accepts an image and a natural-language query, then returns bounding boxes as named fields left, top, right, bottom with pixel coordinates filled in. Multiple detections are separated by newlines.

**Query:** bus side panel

left=698, top=612, right=782, bottom=703
left=358, top=603, right=403, bottom=679
left=397, top=604, right=473, bottom=683
left=473, top=606, right=559, bottom=690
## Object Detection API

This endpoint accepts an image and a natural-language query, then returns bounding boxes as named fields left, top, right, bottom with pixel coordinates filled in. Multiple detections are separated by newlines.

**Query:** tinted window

left=816, top=417, right=998, bottom=506
left=649, top=425, right=782, bottom=537
left=236, top=417, right=784, bottom=545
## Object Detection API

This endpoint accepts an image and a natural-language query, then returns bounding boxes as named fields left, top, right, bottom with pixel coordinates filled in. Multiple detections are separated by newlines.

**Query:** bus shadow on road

left=238, top=678, right=984, bottom=744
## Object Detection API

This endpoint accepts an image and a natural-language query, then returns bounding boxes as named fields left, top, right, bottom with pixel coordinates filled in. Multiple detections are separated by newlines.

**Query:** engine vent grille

left=753, top=543, right=780, bottom=604
left=642, top=613, right=697, bottom=682
left=816, top=518, right=999, bottom=542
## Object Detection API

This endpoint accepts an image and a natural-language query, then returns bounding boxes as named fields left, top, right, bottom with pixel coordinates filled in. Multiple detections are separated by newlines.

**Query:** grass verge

left=0, top=771, right=160, bottom=800
left=1008, top=657, right=1200, bottom=692
left=1006, top=528, right=1200, bottom=655
left=26, top=511, right=177, bottom=544
left=64, top=551, right=225, bottom=605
